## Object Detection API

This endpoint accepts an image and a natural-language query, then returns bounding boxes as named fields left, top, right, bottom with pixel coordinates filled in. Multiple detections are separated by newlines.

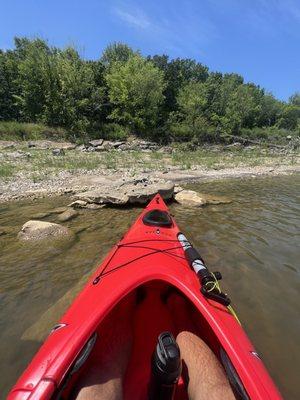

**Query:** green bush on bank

left=240, top=127, right=299, bottom=144
left=0, top=121, right=67, bottom=141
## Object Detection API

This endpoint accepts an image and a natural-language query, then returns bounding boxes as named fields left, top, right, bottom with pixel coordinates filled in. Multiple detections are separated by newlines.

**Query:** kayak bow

left=8, top=194, right=282, bottom=400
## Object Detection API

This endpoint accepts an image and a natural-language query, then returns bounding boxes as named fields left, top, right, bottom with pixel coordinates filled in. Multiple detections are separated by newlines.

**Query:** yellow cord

left=209, top=272, right=242, bottom=325
left=227, top=305, right=242, bottom=325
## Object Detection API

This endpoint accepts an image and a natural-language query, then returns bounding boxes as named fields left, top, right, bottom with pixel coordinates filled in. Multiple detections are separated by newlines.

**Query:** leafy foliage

left=106, top=55, right=165, bottom=135
left=0, top=37, right=299, bottom=143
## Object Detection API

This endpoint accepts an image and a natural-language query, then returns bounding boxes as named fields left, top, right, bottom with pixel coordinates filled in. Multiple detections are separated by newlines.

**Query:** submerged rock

left=175, top=189, right=232, bottom=207
left=32, top=212, right=52, bottom=219
left=57, top=209, right=78, bottom=222
left=50, top=207, right=68, bottom=214
left=175, top=190, right=206, bottom=207
left=85, top=203, right=106, bottom=210
left=18, top=220, right=71, bottom=241
left=197, top=193, right=232, bottom=205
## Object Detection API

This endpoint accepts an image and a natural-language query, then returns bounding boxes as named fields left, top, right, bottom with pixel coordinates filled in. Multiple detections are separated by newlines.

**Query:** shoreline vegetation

left=1, top=39, right=300, bottom=144
left=0, top=136, right=299, bottom=203
left=1, top=39, right=299, bottom=203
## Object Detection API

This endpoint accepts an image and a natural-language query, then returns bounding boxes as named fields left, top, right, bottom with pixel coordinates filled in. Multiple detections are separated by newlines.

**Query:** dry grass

left=0, top=145, right=299, bottom=182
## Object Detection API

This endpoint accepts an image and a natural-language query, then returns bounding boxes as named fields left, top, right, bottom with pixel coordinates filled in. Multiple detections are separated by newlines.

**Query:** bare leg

left=167, top=293, right=234, bottom=400
left=73, top=294, right=134, bottom=400
left=177, top=331, right=235, bottom=400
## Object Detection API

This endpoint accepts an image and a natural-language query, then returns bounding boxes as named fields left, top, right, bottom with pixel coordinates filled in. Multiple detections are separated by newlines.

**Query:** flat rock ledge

left=73, top=178, right=175, bottom=206
left=70, top=178, right=232, bottom=208
left=18, top=220, right=72, bottom=241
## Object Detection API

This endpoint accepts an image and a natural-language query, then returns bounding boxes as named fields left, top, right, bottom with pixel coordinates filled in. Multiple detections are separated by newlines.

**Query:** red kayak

left=8, top=194, right=282, bottom=399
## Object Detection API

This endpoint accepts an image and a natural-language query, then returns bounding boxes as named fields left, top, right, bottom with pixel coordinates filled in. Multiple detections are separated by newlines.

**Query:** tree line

left=0, top=38, right=299, bottom=143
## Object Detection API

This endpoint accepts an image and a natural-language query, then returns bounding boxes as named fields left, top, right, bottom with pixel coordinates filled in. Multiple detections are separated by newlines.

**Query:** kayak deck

left=8, top=194, right=282, bottom=400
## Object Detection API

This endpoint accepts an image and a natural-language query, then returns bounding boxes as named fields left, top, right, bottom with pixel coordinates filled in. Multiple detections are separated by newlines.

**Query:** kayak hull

left=8, top=194, right=282, bottom=400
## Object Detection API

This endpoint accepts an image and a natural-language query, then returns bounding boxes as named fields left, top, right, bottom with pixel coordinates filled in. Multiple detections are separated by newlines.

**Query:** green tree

left=289, top=92, right=300, bottom=106
left=169, top=81, right=210, bottom=141
left=101, top=42, right=137, bottom=66
left=277, top=104, right=300, bottom=130
left=149, top=55, right=208, bottom=113
left=0, top=49, right=20, bottom=120
left=258, top=94, right=283, bottom=127
left=106, top=55, right=165, bottom=134
left=10, top=38, right=107, bottom=137
left=224, top=84, right=263, bottom=133
left=13, top=38, right=51, bottom=121
left=42, top=47, right=105, bottom=134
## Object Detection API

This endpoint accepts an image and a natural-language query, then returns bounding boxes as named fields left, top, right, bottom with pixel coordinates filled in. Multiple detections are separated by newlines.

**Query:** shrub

left=0, top=121, right=67, bottom=141
left=101, top=123, right=130, bottom=140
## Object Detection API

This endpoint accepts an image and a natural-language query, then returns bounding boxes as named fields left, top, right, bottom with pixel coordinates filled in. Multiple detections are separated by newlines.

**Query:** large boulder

left=18, top=220, right=72, bottom=241
left=74, top=177, right=174, bottom=206
left=74, top=189, right=129, bottom=205
left=126, top=179, right=174, bottom=204
left=89, top=139, right=104, bottom=147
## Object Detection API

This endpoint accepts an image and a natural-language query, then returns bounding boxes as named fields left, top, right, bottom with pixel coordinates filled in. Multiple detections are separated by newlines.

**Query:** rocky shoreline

left=1, top=164, right=299, bottom=204
left=0, top=139, right=299, bottom=204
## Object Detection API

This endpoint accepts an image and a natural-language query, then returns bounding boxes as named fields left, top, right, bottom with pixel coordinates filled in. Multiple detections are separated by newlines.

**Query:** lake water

left=0, top=175, right=299, bottom=399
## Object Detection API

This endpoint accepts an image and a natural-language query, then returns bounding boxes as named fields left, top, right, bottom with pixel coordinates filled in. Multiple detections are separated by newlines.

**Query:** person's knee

left=176, top=330, right=191, bottom=346
left=177, top=331, right=208, bottom=355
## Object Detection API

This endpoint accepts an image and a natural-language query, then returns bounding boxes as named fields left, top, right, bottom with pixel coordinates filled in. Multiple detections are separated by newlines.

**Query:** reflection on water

left=1, top=175, right=299, bottom=399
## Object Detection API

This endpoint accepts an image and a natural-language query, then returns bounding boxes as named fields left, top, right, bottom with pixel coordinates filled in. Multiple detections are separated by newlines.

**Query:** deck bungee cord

left=93, top=239, right=187, bottom=284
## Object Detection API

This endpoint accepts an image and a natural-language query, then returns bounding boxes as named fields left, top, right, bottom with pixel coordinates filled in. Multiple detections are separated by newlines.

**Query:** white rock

left=52, top=148, right=65, bottom=156
left=174, top=185, right=184, bottom=194
left=68, top=200, right=88, bottom=208
left=18, top=220, right=72, bottom=241
left=175, top=190, right=207, bottom=207
left=89, top=139, right=104, bottom=147
left=175, top=190, right=232, bottom=206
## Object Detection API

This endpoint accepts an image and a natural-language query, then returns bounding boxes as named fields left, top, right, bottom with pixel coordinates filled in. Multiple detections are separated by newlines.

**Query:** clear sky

left=1, top=0, right=299, bottom=101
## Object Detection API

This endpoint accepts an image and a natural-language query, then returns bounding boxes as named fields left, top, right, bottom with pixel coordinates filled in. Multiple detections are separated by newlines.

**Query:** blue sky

left=1, top=0, right=299, bottom=101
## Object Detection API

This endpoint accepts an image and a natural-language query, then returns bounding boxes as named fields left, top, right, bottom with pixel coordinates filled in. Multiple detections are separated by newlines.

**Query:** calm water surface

left=0, top=175, right=299, bottom=399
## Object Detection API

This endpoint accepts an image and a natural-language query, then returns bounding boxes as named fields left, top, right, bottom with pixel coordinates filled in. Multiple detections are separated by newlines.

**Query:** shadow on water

left=0, top=175, right=299, bottom=399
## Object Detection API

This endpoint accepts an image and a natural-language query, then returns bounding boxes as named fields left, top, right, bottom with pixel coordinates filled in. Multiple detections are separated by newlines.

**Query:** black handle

left=201, top=286, right=231, bottom=306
